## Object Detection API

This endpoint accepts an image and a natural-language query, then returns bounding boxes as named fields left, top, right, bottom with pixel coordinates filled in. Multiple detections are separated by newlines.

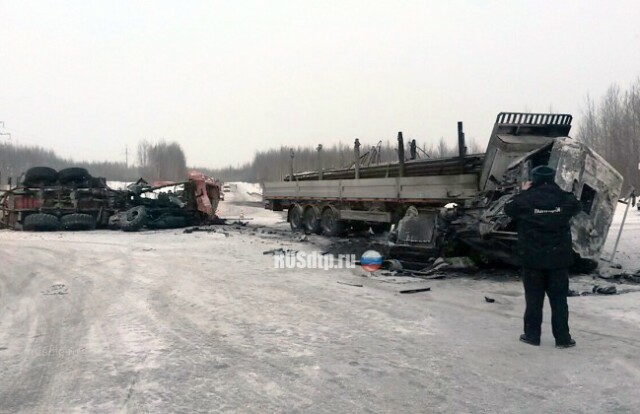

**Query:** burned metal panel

left=551, top=138, right=623, bottom=262
left=477, top=194, right=515, bottom=237
left=449, top=137, right=622, bottom=267
left=480, top=135, right=556, bottom=192
left=480, top=111, right=572, bottom=192
left=396, top=207, right=439, bottom=245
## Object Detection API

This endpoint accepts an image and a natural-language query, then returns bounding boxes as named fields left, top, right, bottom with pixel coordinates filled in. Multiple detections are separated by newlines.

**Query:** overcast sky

left=1, top=0, right=638, bottom=168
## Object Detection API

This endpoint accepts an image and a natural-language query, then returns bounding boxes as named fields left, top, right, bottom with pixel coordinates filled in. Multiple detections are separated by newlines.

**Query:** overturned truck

left=263, top=112, right=624, bottom=270
left=0, top=168, right=221, bottom=231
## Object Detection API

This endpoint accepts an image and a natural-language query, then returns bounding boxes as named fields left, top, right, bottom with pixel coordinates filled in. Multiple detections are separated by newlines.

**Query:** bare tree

left=577, top=77, right=640, bottom=189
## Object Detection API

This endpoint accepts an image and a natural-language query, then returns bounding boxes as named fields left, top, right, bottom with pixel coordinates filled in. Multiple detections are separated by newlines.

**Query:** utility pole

left=125, top=145, right=128, bottom=168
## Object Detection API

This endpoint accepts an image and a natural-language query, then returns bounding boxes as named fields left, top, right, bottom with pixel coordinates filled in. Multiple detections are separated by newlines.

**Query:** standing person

left=504, top=165, right=582, bottom=348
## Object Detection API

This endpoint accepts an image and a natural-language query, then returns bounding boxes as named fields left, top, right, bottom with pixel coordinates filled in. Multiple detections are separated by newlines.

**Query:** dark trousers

left=522, top=268, right=571, bottom=342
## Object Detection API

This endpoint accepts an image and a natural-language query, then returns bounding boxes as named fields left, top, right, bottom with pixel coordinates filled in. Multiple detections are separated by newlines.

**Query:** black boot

left=555, top=338, right=576, bottom=348
left=519, top=334, right=540, bottom=346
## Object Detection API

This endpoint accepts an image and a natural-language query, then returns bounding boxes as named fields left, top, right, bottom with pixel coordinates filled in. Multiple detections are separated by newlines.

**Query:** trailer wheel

left=289, top=204, right=304, bottom=231
left=23, top=167, right=58, bottom=187
left=321, top=207, right=345, bottom=237
left=60, top=214, right=96, bottom=231
left=303, top=206, right=322, bottom=234
left=23, top=213, right=60, bottom=231
left=121, top=206, right=147, bottom=232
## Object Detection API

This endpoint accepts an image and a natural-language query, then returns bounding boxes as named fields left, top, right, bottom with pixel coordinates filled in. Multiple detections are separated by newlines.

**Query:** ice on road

left=1, top=191, right=640, bottom=413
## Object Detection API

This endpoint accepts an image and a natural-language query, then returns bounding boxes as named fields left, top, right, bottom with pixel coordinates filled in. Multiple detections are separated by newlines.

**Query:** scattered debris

left=184, top=226, right=215, bottom=234
left=387, top=259, right=403, bottom=271
left=445, top=257, right=478, bottom=272
left=484, top=296, right=496, bottom=303
left=263, top=248, right=299, bottom=256
left=593, top=285, right=617, bottom=295
left=42, top=284, right=68, bottom=295
left=598, top=267, right=640, bottom=284
left=399, top=287, right=431, bottom=294
left=337, top=281, right=363, bottom=287
left=380, top=270, right=446, bottom=280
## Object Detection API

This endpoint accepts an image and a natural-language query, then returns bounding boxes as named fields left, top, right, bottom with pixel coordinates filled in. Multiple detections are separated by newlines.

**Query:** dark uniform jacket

left=504, top=182, right=582, bottom=269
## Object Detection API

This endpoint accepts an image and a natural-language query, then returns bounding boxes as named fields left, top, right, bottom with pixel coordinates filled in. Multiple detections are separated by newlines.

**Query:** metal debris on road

left=337, top=281, right=363, bottom=287
left=399, top=287, right=431, bottom=294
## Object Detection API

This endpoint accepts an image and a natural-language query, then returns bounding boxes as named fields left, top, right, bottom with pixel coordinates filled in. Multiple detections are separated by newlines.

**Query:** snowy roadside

left=0, top=184, right=639, bottom=413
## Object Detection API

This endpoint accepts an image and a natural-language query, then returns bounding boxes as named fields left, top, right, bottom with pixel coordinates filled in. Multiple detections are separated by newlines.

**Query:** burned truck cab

left=458, top=113, right=623, bottom=269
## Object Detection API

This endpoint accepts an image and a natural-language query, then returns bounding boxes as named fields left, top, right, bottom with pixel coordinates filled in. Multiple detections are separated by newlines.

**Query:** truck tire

left=23, top=167, right=57, bottom=187
left=23, top=213, right=60, bottom=231
left=303, top=205, right=322, bottom=234
left=321, top=207, right=345, bottom=237
left=289, top=204, right=304, bottom=231
left=121, top=206, right=147, bottom=232
left=60, top=214, right=96, bottom=231
left=58, top=167, right=91, bottom=185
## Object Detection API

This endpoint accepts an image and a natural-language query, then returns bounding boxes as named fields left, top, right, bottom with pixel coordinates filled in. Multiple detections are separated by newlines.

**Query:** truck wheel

left=23, top=213, right=60, bottom=231
left=60, top=214, right=96, bottom=231
left=303, top=206, right=322, bottom=234
left=58, top=167, right=91, bottom=185
left=121, top=206, right=147, bottom=232
left=23, top=167, right=58, bottom=187
left=289, top=204, right=304, bottom=231
left=321, top=207, right=345, bottom=237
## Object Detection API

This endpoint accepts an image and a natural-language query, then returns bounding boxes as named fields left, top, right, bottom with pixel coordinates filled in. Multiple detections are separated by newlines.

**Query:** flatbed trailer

left=263, top=113, right=623, bottom=268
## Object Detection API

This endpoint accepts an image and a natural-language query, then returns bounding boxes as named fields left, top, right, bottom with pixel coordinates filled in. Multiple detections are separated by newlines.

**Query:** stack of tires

left=22, top=166, right=99, bottom=188
left=20, top=166, right=99, bottom=232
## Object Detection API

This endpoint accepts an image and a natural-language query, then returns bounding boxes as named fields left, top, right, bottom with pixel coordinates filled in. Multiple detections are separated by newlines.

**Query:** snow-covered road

left=1, top=184, right=639, bottom=413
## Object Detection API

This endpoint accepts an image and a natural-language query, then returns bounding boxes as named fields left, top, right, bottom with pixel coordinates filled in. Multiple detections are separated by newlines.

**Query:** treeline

left=0, top=140, right=187, bottom=185
left=0, top=142, right=139, bottom=184
left=136, top=140, right=187, bottom=182
left=203, top=137, right=484, bottom=183
left=577, top=77, right=640, bottom=190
